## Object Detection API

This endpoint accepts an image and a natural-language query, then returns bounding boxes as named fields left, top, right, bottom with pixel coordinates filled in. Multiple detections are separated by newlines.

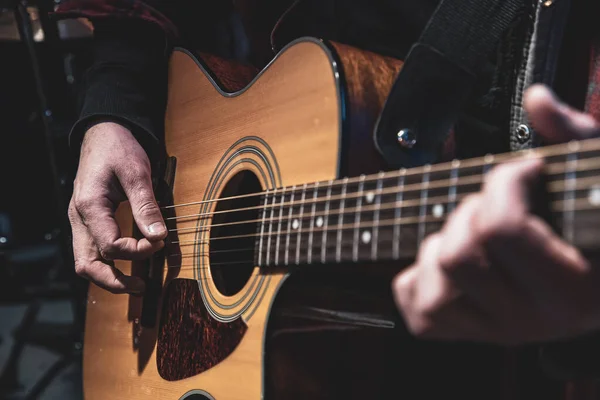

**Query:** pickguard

left=156, top=279, right=247, bottom=381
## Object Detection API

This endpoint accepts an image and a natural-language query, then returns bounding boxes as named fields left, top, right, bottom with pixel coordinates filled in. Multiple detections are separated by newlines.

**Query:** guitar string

left=120, top=144, right=596, bottom=274
left=165, top=176, right=597, bottom=239
left=163, top=236, right=421, bottom=274
left=168, top=180, right=598, bottom=236
left=163, top=213, right=597, bottom=272
left=168, top=205, right=600, bottom=261
left=162, top=156, right=598, bottom=223
left=167, top=201, right=596, bottom=248
left=145, top=201, right=597, bottom=273
left=159, top=138, right=600, bottom=211
left=168, top=235, right=436, bottom=265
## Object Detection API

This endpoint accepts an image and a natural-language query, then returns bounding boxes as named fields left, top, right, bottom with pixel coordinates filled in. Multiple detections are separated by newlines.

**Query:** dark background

left=0, top=1, right=90, bottom=398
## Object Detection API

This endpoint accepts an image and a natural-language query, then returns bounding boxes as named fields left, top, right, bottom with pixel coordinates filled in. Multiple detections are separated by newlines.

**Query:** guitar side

left=81, top=38, right=400, bottom=400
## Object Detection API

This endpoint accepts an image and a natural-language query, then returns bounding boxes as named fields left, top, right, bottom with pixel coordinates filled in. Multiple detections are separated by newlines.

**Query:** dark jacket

left=52, top=0, right=600, bottom=379
left=52, top=0, right=536, bottom=163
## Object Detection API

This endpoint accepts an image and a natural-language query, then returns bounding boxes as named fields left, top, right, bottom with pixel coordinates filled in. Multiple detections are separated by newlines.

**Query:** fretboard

left=254, top=139, right=600, bottom=267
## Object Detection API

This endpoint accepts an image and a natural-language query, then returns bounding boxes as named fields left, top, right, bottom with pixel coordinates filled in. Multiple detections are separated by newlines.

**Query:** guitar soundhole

left=209, top=170, right=262, bottom=296
left=180, top=391, right=215, bottom=400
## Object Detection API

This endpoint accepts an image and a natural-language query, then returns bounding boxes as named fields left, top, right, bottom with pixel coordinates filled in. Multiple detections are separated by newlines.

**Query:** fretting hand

left=392, top=84, right=600, bottom=345
left=68, top=122, right=167, bottom=294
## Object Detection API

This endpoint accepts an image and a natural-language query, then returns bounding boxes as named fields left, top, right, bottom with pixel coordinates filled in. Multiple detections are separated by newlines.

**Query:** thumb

left=524, top=84, right=600, bottom=143
left=118, top=168, right=167, bottom=243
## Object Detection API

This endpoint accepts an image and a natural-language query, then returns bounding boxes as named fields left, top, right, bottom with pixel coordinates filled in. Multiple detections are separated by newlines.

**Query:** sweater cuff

left=70, top=18, right=169, bottom=167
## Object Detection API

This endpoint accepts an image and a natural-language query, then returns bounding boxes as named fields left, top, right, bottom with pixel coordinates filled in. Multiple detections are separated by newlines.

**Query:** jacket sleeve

left=51, top=0, right=177, bottom=165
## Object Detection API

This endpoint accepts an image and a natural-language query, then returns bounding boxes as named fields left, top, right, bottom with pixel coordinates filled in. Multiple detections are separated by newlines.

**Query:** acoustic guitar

left=81, top=37, right=600, bottom=399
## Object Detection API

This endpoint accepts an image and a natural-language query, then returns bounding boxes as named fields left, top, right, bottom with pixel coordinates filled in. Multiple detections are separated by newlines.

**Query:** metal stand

left=13, top=0, right=74, bottom=267
left=0, top=2, right=87, bottom=398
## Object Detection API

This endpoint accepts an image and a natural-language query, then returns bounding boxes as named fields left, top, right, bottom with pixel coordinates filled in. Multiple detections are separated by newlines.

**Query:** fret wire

left=564, top=144, right=579, bottom=243
left=295, top=184, right=307, bottom=265
left=285, top=185, right=295, bottom=265
left=307, top=182, right=319, bottom=264
left=257, top=193, right=269, bottom=266
left=275, top=187, right=286, bottom=266
left=372, top=172, right=384, bottom=261
left=265, top=189, right=278, bottom=266
left=483, top=154, right=494, bottom=174
left=448, top=160, right=459, bottom=213
left=353, top=175, right=366, bottom=262
left=336, top=177, right=348, bottom=263
left=321, top=180, right=333, bottom=264
left=393, top=170, right=406, bottom=260
left=417, top=167, right=431, bottom=246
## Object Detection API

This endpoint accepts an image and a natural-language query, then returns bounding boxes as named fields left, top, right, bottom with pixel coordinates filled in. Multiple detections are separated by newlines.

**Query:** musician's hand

left=392, top=84, right=600, bottom=345
left=68, top=122, right=167, bottom=294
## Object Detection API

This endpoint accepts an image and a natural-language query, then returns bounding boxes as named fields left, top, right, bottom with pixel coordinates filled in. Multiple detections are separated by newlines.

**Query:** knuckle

left=445, top=194, right=480, bottom=230
left=74, top=193, right=96, bottom=214
left=458, top=193, right=481, bottom=211
left=136, top=199, right=159, bottom=217
left=74, top=262, right=88, bottom=277
left=407, top=315, right=436, bottom=338
left=68, top=201, right=78, bottom=222
left=484, top=163, right=512, bottom=186
left=420, top=233, right=440, bottom=251
left=122, top=161, right=151, bottom=185
left=416, top=233, right=441, bottom=261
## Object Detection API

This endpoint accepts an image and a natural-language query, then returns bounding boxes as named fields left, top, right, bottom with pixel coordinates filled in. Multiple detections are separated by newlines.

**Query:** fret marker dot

left=316, top=217, right=324, bottom=228
left=432, top=204, right=444, bottom=218
left=589, top=186, right=600, bottom=206
left=366, top=191, right=375, bottom=203
left=361, top=230, right=372, bottom=244
left=292, top=219, right=300, bottom=230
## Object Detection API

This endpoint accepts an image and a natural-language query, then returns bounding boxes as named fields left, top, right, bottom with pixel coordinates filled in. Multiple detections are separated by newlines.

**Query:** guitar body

left=82, top=38, right=403, bottom=400
left=81, top=37, right=588, bottom=400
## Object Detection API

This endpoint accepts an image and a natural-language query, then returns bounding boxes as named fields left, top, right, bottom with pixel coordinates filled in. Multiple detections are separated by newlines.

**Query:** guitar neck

left=254, top=139, right=600, bottom=268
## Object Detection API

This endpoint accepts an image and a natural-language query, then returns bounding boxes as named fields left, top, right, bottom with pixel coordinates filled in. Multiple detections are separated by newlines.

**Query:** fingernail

left=148, top=222, right=166, bottom=235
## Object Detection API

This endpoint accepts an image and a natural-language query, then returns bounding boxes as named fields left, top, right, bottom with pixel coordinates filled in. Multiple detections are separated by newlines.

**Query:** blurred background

left=0, top=1, right=91, bottom=398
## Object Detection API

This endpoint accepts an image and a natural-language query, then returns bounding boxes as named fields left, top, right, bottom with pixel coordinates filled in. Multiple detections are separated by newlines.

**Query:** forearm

left=72, top=18, right=169, bottom=166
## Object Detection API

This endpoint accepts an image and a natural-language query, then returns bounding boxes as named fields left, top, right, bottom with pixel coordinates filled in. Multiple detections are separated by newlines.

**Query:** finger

left=75, top=195, right=163, bottom=260
left=395, top=236, right=476, bottom=339
left=437, top=194, right=538, bottom=338
left=437, top=194, right=487, bottom=272
left=478, top=160, right=593, bottom=326
left=486, top=216, right=591, bottom=330
left=393, top=262, right=496, bottom=343
left=116, top=162, right=167, bottom=242
left=70, top=204, right=145, bottom=294
left=477, top=157, right=544, bottom=243
left=524, top=84, right=600, bottom=143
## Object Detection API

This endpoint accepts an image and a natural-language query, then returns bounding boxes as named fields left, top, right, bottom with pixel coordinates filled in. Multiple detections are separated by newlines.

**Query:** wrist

left=75, top=115, right=160, bottom=171
left=81, top=121, right=134, bottom=150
